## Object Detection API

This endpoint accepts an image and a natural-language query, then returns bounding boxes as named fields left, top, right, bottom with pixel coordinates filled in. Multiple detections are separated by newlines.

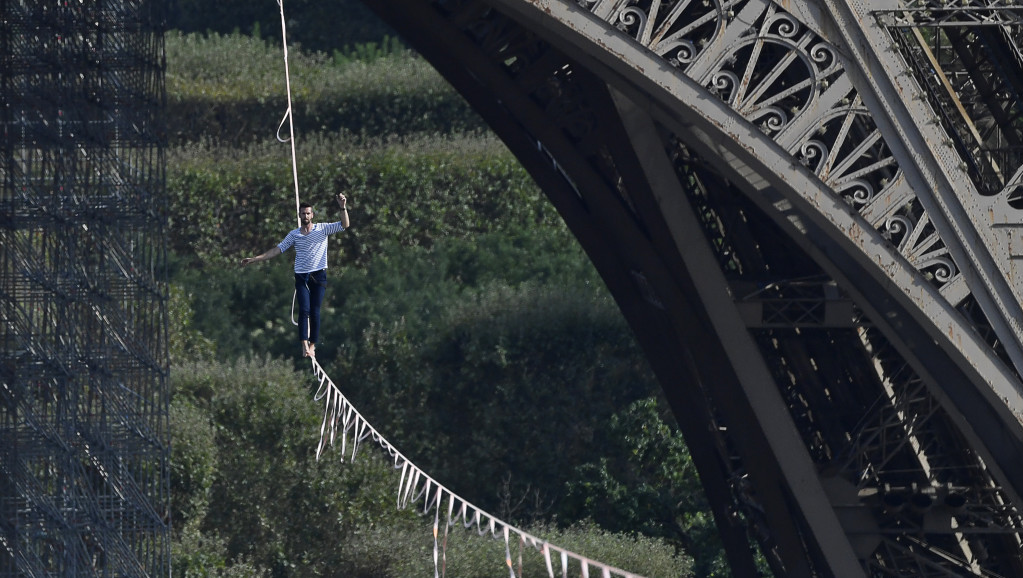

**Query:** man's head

left=299, top=203, right=314, bottom=222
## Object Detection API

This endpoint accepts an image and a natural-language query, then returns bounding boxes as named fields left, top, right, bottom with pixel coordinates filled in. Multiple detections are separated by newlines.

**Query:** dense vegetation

left=167, top=0, right=393, bottom=54
left=165, top=26, right=730, bottom=578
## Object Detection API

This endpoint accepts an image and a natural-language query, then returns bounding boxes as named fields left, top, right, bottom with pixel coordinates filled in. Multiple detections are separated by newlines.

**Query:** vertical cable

left=276, top=0, right=301, bottom=227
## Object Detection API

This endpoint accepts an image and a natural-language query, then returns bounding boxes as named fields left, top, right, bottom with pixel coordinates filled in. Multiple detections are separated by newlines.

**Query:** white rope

left=504, top=525, right=515, bottom=578
left=290, top=292, right=300, bottom=327
left=432, top=487, right=442, bottom=578
left=276, top=0, right=301, bottom=229
left=309, top=357, right=645, bottom=578
left=275, top=0, right=305, bottom=328
left=442, top=494, right=453, bottom=577
left=543, top=542, right=555, bottom=577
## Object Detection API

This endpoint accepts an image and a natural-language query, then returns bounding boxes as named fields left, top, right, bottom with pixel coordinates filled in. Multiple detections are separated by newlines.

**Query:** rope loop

left=276, top=107, right=293, bottom=143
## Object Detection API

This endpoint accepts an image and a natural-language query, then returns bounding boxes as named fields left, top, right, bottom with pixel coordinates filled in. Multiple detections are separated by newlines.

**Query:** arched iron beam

left=481, top=0, right=1023, bottom=513
left=358, top=0, right=1023, bottom=574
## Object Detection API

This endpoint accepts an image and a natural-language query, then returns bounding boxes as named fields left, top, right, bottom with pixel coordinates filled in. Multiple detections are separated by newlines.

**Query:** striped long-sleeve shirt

left=277, top=222, right=346, bottom=273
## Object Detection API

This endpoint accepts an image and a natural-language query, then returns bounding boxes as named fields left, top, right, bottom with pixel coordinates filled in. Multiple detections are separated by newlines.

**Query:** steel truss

left=878, top=1, right=1023, bottom=197
left=363, top=0, right=1023, bottom=575
left=0, top=0, right=170, bottom=576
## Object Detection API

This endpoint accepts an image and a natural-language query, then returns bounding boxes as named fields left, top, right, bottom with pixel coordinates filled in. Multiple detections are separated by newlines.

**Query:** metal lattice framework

left=878, top=0, right=1023, bottom=197
left=0, top=0, right=170, bottom=576
left=361, top=0, right=1023, bottom=575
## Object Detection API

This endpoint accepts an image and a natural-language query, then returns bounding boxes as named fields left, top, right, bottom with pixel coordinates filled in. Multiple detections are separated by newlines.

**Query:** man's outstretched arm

left=240, top=246, right=282, bottom=266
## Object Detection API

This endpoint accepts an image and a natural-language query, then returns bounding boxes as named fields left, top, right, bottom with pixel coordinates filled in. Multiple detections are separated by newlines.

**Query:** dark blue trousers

left=295, top=270, right=327, bottom=343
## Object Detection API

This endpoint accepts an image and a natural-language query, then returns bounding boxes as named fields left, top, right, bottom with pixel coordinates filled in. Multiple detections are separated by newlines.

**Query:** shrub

left=339, top=281, right=660, bottom=521
left=166, top=132, right=556, bottom=268
left=165, top=32, right=485, bottom=145
left=563, top=398, right=728, bottom=576
left=170, top=359, right=695, bottom=577
left=359, top=520, right=694, bottom=578
left=168, top=283, right=218, bottom=364
left=533, top=522, right=694, bottom=578
left=166, top=0, right=392, bottom=54
left=170, top=357, right=421, bottom=576
left=173, top=224, right=595, bottom=363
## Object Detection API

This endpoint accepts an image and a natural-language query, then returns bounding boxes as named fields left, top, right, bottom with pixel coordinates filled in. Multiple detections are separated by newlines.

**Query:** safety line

left=276, top=0, right=302, bottom=327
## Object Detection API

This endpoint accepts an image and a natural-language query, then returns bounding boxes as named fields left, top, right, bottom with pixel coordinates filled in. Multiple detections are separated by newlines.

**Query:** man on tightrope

left=241, top=193, right=350, bottom=358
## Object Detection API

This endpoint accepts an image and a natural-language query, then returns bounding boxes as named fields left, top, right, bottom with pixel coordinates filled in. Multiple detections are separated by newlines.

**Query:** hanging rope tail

left=291, top=276, right=312, bottom=329
left=290, top=290, right=299, bottom=327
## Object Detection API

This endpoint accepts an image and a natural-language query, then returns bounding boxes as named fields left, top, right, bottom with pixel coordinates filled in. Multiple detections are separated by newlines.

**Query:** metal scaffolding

left=0, top=0, right=170, bottom=576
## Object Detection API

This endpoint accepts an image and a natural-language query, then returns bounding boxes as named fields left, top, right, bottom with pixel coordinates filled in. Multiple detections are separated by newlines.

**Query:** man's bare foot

left=308, top=343, right=316, bottom=358
left=302, top=341, right=311, bottom=357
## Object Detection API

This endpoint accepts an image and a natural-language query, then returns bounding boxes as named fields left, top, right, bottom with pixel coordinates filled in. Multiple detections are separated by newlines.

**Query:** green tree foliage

left=166, top=133, right=551, bottom=267
left=166, top=0, right=392, bottom=54
left=170, top=357, right=420, bottom=576
left=535, top=521, right=694, bottom=577
left=563, top=398, right=732, bottom=577
left=165, top=32, right=484, bottom=145
left=173, top=224, right=590, bottom=362
left=415, top=520, right=694, bottom=577
left=170, top=358, right=694, bottom=577
left=171, top=260, right=295, bottom=362
left=330, top=274, right=662, bottom=516
left=168, top=284, right=218, bottom=364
